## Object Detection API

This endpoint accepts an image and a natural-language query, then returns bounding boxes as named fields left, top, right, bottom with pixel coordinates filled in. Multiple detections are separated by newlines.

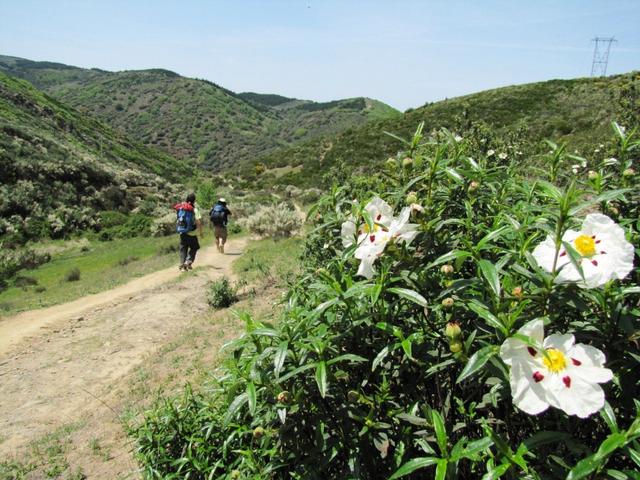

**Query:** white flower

left=343, top=200, right=418, bottom=279
left=454, top=135, right=463, bottom=142
left=571, top=164, right=581, bottom=174
left=604, top=157, right=618, bottom=166
left=498, top=152, right=508, bottom=160
left=532, top=214, right=634, bottom=288
left=340, top=196, right=394, bottom=249
left=487, top=149, right=495, bottom=157
left=500, top=319, right=613, bottom=418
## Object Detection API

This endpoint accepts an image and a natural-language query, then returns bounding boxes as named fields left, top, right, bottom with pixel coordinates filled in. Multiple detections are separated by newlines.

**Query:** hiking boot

left=185, top=260, right=193, bottom=270
left=179, top=264, right=186, bottom=272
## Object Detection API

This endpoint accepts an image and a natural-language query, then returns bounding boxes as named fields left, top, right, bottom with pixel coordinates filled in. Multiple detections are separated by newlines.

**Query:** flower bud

left=402, top=157, right=414, bottom=169
left=511, top=286, right=523, bottom=299
left=449, top=341, right=463, bottom=353
left=623, top=168, right=636, bottom=177
left=609, top=206, right=620, bottom=216
left=277, top=391, right=291, bottom=404
left=347, top=390, right=360, bottom=403
left=442, top=297, right=454, bottom=309
left=445, top=321, right=462, bottom=341
left=253, top=426, right=265, bottom=439
left=230, top=470, right=241, bottom=479
left=468, top=181, right=480, bottom=192
left=588, top=170, right=599, bottom=181
left=440, top=264, right=454, bottom=275
left=385, top=158, right=396, bottom=169
left=405, top=191, right=418, bottom=205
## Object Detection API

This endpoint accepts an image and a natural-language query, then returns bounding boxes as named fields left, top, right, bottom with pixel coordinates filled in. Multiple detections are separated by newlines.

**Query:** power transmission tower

left=590, top=36, right=616, bottom=77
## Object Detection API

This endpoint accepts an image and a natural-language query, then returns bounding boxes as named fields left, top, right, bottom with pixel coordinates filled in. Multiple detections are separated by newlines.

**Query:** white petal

left=341, top=218, right=357, bottom=248
left=532, top=236, right=562, bottom=272
left=543, top=333, right=574, bottom=352
left=510, top=360, right=550, bottom=415
left=568, top=344, right=607, bottom=368
left=365, top=196, right=394, bottom=226
left=581, top=213, right=615, bottom=234
left=356, top=257, right=376, bottom=279
left=500, top=319, right=544, bottom=366
left=551, top=375, right=606, bottom=418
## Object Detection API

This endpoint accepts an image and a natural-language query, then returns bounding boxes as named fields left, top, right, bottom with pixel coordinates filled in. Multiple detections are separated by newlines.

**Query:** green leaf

left=372, top=346, right=390, bottom=371
left=601, top=401, right=619, bottom=433
left=388, top=287, right=427, bottom=307
left=316, top=361, right=328, bottom=398
left=273, top=341, right=288, bottom=378
left=567, top=454, right=601, bottom=480
left=478, top=259, right=501, bottom=298
left=432, top=410, right=448, bottom=455
left=467, top=300, right=505, bottom=333
left=246, top=381, right=256, bottom=416
left=401, top=338, right=413, bottom=359
left=457, top=345, right=496, bottom=383
left=435, top=459, right=448, bottom=480
left=388, top=457, right=438, bottom=479
left=476, top=226, right=511, bottom=251
left=224, top=392, right=248, bottom=425
left=276, top=362, right=315, bottom=383
left=327, top=353, right=367, bottom=366
left=426, top=250, right=472, bottom=269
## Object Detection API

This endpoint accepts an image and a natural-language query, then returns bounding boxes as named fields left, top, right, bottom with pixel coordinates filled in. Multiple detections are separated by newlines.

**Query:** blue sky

left=1, top=0, right=638, bottom=110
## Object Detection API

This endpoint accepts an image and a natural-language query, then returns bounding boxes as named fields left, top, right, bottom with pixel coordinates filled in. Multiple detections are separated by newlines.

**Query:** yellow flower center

left=361, top=223, right=381, bottom=234
left=574, top=234, right=596, bottom=257
left=542, top=349, right=567, bottom=373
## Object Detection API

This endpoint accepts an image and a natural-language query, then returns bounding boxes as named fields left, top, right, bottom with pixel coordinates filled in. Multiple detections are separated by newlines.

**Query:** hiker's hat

left=219, top=197, right=227, bottom=203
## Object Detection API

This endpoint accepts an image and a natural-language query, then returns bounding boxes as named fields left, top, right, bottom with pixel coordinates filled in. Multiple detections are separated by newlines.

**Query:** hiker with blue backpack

left=210, top=198, right=232, bottom=254
left=174, top=193, right=203, bottom=271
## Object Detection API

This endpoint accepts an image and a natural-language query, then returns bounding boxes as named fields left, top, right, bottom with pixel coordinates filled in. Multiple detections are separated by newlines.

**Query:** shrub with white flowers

left=133, top=123, right=640, bottom=479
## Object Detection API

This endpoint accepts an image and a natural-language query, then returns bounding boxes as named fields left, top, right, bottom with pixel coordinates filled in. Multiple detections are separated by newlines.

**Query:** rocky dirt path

left=0, top=237, right=247, bottom=475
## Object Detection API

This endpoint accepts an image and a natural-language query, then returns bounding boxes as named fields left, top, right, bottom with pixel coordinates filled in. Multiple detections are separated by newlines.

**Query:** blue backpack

left=210, top=204, right=227, bottom=226
left=174, top=202, right=195, bottom=234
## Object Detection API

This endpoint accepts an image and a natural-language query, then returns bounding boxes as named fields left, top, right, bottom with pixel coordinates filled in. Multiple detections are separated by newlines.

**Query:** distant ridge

left=0, top=54, right=401, bottom=170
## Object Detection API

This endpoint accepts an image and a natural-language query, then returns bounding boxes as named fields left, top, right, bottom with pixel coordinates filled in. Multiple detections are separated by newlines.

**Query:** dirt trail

left=0, top=237, right=247, bottom=467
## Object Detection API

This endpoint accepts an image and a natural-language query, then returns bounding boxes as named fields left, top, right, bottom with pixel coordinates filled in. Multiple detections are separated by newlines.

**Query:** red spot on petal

left=563, top=376, right=571, bottom=388
left=533, top=371, right=544, bottom=382
left=591, top=235, right=596, bottom=239
left=357, top=230, right=362, bottom=235
left=527, top=347, right=537, bottom=357
left=369, top=235, right=376, bottom=242
left=560, top=251, right=567, bottom=257
left=600, top=251, right=606, bottom=254
left=595, top=239, right=601, bottom=244
left=591, top=260, right=598, bottom=266
left=572, top=358, right=582, bottom=366
left=376, top=214, right=382, bottom=221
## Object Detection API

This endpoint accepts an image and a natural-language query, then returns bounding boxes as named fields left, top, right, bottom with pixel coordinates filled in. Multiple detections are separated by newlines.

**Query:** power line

left=590, top=36, right=616, bottom=77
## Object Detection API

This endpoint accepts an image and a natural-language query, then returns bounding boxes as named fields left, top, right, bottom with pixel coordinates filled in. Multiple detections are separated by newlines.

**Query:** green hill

left=0, top=70, right=189, bottom=243
left=244, top=72, right=640, bottom=187
left=0, top=55, right=400, bottom=170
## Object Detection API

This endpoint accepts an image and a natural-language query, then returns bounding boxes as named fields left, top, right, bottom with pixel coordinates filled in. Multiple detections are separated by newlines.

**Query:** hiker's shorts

left=214, top=226, right=228, bottom=243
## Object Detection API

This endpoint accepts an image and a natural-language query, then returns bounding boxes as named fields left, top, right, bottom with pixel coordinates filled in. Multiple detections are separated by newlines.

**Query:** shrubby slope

left=0, top=71, right=187, bottom=243
left=247, top=72, right=640, bottom=187
left=0, top=54, right=400, bottom=170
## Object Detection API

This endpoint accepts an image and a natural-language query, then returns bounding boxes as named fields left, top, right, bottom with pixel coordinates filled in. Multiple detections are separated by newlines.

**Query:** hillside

left=0, top=55, right=400, bottom=170
left=0, top=71, right=188, bottom=243
left=245, top=72, right=640, bottom=187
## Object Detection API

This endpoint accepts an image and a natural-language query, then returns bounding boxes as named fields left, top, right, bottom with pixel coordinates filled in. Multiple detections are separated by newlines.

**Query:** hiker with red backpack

left=210, top=197, right=232, bottom=254
left=174, top=193, right=203, bottom=271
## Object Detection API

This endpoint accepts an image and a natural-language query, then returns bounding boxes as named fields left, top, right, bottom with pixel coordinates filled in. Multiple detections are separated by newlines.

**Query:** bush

left=228, top=223, right=242, bottom=234
left=133, top=123, right=640, bottom=479
left=0, top=247, right=51, bottom=291
left=206, top=277, right=238, bottom=308
left=64, top=267, right=81, bottom=282
left=239, top=203, right=303, bottom=238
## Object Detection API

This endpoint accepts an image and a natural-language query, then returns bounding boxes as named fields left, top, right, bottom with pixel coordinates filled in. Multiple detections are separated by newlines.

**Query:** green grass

left=233, top=237, right=303, bottom=285
left=0, top=234, right=188, bottom=315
